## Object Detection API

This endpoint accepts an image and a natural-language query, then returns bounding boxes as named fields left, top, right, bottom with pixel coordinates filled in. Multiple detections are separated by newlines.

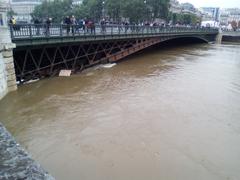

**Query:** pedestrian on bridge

left=100, top=19, right=106, bottom=34
left=34, top=18, right=41, bottom=35
left=71, top=15, right=77, bottom=34
left=45, top=17, right=52, bottom=36
left=64, top=16, right=71, bottom=35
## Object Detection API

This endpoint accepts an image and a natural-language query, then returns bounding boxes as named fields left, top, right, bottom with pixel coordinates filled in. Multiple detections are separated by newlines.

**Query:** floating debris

left=59, top=70, right=72, bottom=77
left=101, top=63, right=117, bottom=68
left=24, top=79, right=40, bottom=84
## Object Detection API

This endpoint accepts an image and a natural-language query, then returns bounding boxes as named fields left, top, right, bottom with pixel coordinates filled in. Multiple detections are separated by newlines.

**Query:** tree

left=105, top=0, right=123, bottom=22
left=32, top=0, right=73, bottom=23
left=121, top=0, right=146, bottom=23
left=170, top=13, right=200, bottom=25
left=32, top=0, right=171, bottom=23
left=75, top=0, right=103, bottom=21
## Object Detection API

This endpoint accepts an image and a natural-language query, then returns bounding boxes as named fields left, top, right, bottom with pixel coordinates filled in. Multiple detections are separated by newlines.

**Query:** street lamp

left=102, top=1, right=105, bottom=19
left=144, top=0, right=147, bottom=22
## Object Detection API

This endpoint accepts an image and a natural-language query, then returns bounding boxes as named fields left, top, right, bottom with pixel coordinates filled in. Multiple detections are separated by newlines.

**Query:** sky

left=178, top=0, right=240, bottom=8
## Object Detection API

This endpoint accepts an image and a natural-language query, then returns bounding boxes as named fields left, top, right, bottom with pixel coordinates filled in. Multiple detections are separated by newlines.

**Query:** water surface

left=1, top=43, right=240, bottom=180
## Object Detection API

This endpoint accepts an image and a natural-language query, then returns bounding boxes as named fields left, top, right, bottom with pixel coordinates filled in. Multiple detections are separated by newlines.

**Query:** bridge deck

left=10, top=24, right=218, bottom=46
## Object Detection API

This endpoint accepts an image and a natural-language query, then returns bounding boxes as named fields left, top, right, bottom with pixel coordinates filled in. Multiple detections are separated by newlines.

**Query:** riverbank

left=222, top=35, right=240, bottom=43
left=0, top=123, right=54, bottom=180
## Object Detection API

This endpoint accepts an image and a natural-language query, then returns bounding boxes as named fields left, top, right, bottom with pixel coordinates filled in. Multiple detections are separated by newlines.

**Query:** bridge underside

left=13, top=35, right=215, bottom=82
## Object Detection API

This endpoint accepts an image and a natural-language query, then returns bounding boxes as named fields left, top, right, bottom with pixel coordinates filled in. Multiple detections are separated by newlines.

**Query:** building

left=10, top=0, right=42, bottom=23
left=220, top=8, right=240, bottom=26
left=72, top=0, right=82, bottom=6
left=200, top=7, right=220, bottom=21
left=181, top=3, right=195, bottom=12
left=170, top=0, right=202, bottom=18
left=169, top=0, right=182, bottom=14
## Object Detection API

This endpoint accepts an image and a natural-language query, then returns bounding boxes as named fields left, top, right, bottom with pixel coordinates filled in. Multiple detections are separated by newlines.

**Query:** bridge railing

left=9, top=24, right=218, bottom=40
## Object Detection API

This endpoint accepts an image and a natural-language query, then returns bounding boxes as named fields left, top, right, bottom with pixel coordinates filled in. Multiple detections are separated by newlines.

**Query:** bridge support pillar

left=216, top=32, right=222, bottom=44
left=2, top=47, right=17, bottom=92
left=0, top=2, right=17, bottom=100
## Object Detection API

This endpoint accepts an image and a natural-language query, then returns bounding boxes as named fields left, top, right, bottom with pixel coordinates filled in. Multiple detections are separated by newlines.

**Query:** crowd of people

left=9, top=15, right=208, bottom=36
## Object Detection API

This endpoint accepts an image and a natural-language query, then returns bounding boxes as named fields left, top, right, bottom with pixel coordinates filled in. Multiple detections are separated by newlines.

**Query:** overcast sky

left=178, top=0, right=240, bottom=8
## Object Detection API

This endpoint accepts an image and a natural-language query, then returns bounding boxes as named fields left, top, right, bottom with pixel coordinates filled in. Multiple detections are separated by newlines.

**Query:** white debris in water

left=82, top=63, right=117, bottom=76
left=59, top=70, right=72, bottom=77
left=86, top=72, right=94, bottom=76
left=101, top=63, right=116, bottom=68
left=24, top=79, right=40, bottom=84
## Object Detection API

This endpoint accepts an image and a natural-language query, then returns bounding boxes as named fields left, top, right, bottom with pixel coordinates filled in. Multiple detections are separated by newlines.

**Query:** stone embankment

left=222, top=32, right=240, bottom=43
left=0, top=123, right=55, bottom=180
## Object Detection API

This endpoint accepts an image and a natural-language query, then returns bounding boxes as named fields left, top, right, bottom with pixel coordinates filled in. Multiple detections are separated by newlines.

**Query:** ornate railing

left=9, top=24, right=218, bottom=40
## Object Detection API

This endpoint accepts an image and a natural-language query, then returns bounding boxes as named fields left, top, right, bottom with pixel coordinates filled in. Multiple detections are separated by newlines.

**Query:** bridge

left=10, top=24, right=218, bottom=83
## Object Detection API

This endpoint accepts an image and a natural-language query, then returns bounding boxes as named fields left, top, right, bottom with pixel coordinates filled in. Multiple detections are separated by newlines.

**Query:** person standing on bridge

left=9, top=17, right=17, bottom=31
left=45, top=17, right=52, bottom=36
left=71, top=15, right=77, bottom=35
left=100, top=19, right=106, bottom=34
left=64, top=16, right=71, bottom=35
left=34, top=18, right=41, bottom=35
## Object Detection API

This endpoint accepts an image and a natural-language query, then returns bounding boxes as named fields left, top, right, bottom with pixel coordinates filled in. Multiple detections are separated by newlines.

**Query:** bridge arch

left=157, top=36, right=209, bottom=45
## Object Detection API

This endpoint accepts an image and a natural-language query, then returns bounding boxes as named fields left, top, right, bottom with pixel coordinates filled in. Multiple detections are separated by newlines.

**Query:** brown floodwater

left=1, top=43, right=240, bottom=180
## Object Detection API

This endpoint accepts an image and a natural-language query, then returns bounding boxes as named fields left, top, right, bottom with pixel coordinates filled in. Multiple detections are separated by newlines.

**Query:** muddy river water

left=1, top=43, right=240, bottom=180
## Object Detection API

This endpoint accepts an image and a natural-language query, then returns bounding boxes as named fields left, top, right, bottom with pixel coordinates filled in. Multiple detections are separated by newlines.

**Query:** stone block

left=2, top=50, right=13, bottom=58
left=7, top=79, right=17, bottom=87
left=7, top=73, right=16, bottom=82
left=5, top=62, right=15, bottom=71
left=6, top=68, right=16, bottom=75
left=2, top=43, right=16, bottom=50
left=3, top=56, right=14, bottom=64
left=8, top=85, right=17, bottom=92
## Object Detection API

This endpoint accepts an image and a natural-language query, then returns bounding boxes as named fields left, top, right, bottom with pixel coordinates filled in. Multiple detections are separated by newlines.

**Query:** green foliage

left=121, top=0, right=146, bottom=23
left=7, top=8, right=17, bottom=18
left=32, top=0, right=73, bottom=22
left=105, top=0, right=122, bottom=22
left=170, top=13, right=201, bottom=25
left=32, top=0, right=170, bottom=23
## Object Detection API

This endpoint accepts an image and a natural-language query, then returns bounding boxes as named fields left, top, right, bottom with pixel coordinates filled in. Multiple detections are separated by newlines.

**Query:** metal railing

left=9, top=24, right=218, bottom=40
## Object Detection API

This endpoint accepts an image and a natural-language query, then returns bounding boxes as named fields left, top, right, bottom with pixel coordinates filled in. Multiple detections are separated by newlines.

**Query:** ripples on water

left=0, top=44, right=240, bottom=180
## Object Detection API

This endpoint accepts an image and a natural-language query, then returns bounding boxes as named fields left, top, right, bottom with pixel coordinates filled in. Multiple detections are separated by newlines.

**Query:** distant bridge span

left=10, top=24, right=218, bottom=82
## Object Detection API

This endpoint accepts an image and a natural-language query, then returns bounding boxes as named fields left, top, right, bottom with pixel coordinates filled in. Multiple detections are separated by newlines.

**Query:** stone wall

left=2, top=46, right=17, bottom=92
left=0, top=123, right=55, bottom=179
left=0, top=42, right=17, bottom=100
left=0, top=52, right=8, bottom=99
left=0, top=3, right=17, bottom=100
left=222, top=35, right=240, bottom=43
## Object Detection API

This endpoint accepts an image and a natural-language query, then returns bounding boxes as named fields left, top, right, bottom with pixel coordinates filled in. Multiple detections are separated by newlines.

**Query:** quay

left=222, top=31, right=240, bottom=43
left=0, top=123, right=54, bottom=180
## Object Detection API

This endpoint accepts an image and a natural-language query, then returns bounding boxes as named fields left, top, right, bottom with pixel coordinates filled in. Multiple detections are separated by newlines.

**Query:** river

left=0, top=43, right=240, bottom=180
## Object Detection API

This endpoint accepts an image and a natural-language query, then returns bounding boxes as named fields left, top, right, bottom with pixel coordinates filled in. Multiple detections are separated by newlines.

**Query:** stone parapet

left=0, top=123, right=55, bottom=180
left=0, top=53, right=8, bottom=100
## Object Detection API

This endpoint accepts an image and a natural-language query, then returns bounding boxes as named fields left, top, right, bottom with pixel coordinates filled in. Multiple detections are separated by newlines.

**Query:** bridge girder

left=13, top=35, right=216, bottom=83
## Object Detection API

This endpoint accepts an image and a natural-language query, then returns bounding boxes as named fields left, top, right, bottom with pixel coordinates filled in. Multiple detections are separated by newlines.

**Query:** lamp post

left=102, top=1, right=105, bottom=19
left=144, top=0, right=147, bottom=22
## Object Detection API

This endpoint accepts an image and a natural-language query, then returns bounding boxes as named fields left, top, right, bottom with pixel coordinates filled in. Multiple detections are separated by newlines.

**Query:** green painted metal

left=10, top=24, right=218, bottom=47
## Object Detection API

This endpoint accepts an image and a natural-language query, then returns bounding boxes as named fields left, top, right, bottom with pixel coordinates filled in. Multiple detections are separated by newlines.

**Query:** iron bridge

left=10, top=24, right=218, bottom=82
